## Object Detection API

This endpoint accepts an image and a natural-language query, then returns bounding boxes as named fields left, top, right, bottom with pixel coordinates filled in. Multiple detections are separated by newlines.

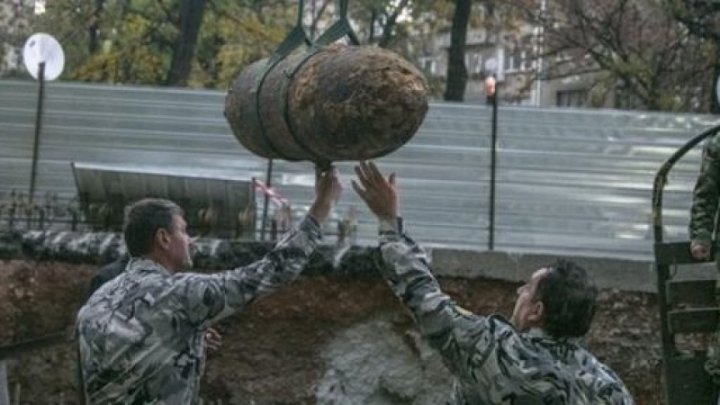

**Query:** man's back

left=86, top=256, right=129, bottom=299
left=78, top=259, right=206, bottom=404
left=450, top=315, right=629, bottom=404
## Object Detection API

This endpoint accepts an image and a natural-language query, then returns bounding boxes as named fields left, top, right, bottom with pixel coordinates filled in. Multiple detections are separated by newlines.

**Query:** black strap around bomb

left=251, top=0, right=360, bottom=167
left=313, top=0, right=360, bottom=47
left=249, top=1, right=311, bottom=161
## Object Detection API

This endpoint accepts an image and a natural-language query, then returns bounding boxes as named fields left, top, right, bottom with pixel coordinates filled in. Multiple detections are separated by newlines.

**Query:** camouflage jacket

left=86, top=256, right=130, bottom=300
left=376, top=218, right=634, bottom=404
left=76, top=216, right=321, bottom=404
left=690, top=134, right=720, bottom=245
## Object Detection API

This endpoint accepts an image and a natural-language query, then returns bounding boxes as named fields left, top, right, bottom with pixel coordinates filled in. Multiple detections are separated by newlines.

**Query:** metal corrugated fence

left=1, top=79, right=719, bottom=260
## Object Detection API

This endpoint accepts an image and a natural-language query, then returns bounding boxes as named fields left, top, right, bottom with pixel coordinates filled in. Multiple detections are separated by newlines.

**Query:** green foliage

left=5, top=0, right=442, bottom=89
left=197, top=0, right=295, bottom=88
left=2, top=0, right=296, bottom=87
left=69, top=13, right=168, bottom=83
left=2, top=0, right=464, bottom=89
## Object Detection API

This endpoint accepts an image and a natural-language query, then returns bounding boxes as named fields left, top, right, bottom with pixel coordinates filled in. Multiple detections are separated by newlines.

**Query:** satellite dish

left=23, top=33, right=65, bottom=81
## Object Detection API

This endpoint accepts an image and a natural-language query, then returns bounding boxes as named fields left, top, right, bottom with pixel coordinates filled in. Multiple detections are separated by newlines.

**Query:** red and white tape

left=253, top=179, right=289, bottom=207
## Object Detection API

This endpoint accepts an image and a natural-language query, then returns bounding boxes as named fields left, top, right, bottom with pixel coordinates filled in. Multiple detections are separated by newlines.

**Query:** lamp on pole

left=485, top=71, right=498, bottom=250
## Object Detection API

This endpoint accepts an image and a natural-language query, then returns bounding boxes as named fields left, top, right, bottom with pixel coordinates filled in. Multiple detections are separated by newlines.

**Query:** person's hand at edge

left=691, top=239, right=712, bottom=261
left=205, top=327, right=222, bottom=354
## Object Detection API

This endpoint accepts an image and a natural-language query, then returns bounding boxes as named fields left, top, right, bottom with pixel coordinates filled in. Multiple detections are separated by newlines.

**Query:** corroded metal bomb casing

left=224, top=45, right=429, bottom=163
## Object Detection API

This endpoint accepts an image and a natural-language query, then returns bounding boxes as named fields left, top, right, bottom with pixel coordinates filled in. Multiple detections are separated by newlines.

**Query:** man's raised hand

left=309, top=165, right=341, bottom=223
left=351, top=161, right=398, bottom=222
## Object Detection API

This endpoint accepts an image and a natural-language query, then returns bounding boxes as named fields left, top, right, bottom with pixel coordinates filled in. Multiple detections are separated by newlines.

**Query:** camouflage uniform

left=689, top=134, right=720, bottom=381
left=86, top=256, right=130, bottom=300
left=22, top=230, right=125, bottom=263
left=376, top=218, right=633, bottom=404
left=76, top=216, right=321, bottom=404
left=690, top=134, right=720, bottom=251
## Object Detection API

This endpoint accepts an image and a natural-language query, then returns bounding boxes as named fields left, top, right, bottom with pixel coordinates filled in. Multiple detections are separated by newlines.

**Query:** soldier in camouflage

left=690, top=135, right=720, bottom=261
left=352, top=161, right=633, bottom=404
left=76, top=167, right=340, bottom=404
left=689, top=134, right=720, bottom=382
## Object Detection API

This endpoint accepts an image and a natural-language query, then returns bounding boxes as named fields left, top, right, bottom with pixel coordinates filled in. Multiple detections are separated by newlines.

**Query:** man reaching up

left=351, top=161, right=633, bottom=404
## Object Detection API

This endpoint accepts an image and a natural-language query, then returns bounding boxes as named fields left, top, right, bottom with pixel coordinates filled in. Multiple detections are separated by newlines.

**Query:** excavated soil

left=0, top=260, right=663, bottom=404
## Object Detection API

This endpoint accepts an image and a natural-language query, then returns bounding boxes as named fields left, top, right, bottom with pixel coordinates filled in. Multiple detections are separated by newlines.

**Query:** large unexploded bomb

left=224, top=44, right=429, bottom=165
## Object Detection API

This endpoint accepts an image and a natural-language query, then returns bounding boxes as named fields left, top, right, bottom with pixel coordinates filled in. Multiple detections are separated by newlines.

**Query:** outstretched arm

left=352, top=161, right=493, bottom=378
left=177, top=166, right=342, bottom=327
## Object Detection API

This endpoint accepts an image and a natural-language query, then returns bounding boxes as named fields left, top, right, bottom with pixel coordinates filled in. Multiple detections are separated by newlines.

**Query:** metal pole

left=29, top=62, right=46, bottom=206
left=260, top=158, right=274, bottom=241
left=0, top=361, right=9, bottom=405
left=533, top=0, right=546, bottom=106
left=488, top=90, right=498, bottom=250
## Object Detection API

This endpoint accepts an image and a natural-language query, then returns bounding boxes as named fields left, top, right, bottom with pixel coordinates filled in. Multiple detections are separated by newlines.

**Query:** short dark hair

left=535, top=259, right=598, bottom=339
left=123, top=199, right=183, bottom=257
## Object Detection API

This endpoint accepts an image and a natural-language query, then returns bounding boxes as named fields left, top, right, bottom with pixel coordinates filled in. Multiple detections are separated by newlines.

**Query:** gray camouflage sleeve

left=174, top=215, right=321, bottom=328
left=690, top=135, right=720, bottom=245
left=376, top=218, right=493, bottom=379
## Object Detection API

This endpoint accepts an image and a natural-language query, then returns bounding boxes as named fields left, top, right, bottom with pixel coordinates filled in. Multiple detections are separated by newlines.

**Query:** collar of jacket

left=525, top=327, right=581, bottom=346
left=126, top=257, right=172, bottom=277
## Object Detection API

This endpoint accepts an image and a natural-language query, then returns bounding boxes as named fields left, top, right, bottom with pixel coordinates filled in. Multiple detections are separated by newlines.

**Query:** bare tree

left=665, top=0, right=720, bottom=112
left=511, top=0, right=714, bottom=111
left=349, top=0, right=413, bottom=48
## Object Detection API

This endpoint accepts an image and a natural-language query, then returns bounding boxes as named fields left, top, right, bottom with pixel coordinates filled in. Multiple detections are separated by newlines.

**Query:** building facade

left=418, top=26, right=609, bottom=108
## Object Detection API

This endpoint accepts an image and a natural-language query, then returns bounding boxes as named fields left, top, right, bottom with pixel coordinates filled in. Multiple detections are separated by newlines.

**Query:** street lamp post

left=485, top=74, right=498, bottom=250
left=28, top=61, right=46, bottom=206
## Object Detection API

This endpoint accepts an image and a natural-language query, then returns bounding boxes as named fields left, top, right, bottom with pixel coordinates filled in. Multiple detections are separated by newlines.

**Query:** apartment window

left=556, top=89, right=587, bottom=107
left=475, top=54, right=484, bottom=73
left=504, top=49, right=524, bottom=73
left=419, top=57, right=437, bottom=75
left=465, top=52, right=483, bottom=74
